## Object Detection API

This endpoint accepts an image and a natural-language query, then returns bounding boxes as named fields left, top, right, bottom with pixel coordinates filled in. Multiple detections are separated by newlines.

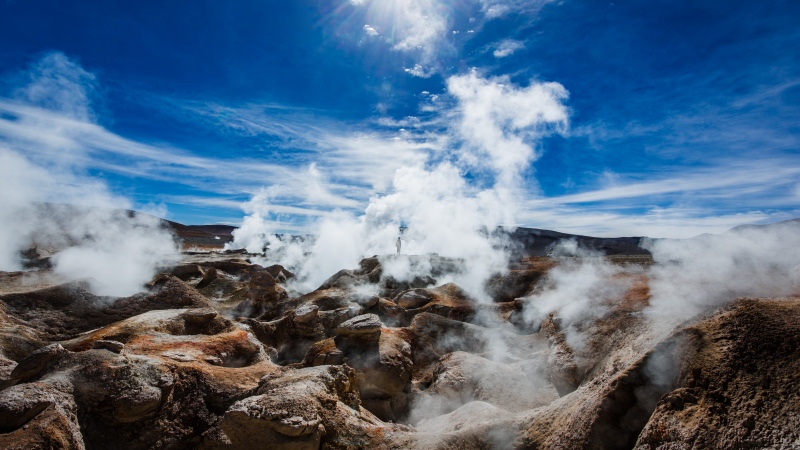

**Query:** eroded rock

left=336, top=314, right=383, bottom=338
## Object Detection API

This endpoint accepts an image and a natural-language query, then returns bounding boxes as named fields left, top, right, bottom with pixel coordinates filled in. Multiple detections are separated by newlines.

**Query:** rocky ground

left=0, top=249, right=798, bottom=449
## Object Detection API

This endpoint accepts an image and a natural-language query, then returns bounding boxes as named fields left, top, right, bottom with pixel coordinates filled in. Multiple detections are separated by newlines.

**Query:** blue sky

left=0, top=0, right=798, bottom=238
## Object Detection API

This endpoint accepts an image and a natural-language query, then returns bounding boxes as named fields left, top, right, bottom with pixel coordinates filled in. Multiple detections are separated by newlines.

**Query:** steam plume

left=230, top=72, right=570, bottom=295
left=0, top=52, right=178, bottom=296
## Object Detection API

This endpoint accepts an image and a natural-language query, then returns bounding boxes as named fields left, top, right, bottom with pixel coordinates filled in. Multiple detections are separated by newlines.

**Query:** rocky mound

left=0, top=250, right=797, bottom=449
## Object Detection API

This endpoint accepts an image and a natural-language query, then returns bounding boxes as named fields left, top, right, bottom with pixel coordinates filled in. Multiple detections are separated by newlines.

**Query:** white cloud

left=303, top=163, right=361, bottom=208
left=517, top=204, right=788, bottom=239
left=14, top=51, right=98, bottom=122
left=351, top=0, right=449, bottom=72
left=479, top=0, right=553, bottom=19
left=389, top=0, right=447, bottom=57
left=317, top=132, right=437, bottom=193
left=493, top=39, right=524, bottom=58
left=0, top=100, right=294, bottom=195
left=363, top=24, right=378, bottom=36
left=404, top=64, right=435, bottom=78
left=550, top=160, right=800, bottom=206
left=447, top=70, right=569, bottom=188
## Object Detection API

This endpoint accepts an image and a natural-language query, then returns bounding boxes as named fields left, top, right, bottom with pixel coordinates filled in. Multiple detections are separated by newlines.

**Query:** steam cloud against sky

left=0, top=53, right=177, bottom=295
left=0, top=0, right=797, bottom=240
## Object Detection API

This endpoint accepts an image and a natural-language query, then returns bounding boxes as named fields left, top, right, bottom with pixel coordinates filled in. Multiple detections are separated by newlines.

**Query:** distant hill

left=505, top=227, right=649, bottom=257
left=163, top=221, right=236, bottom=248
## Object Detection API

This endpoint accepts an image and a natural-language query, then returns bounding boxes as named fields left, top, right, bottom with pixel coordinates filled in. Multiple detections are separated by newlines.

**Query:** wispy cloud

left=363, top=24, right=378, bottom=36
left=549, top=160, right=800, bottom=206
left=518, top=204, right=791, bottom=239
left=516, top=156, right=800, bottom=238
left=404, top=64, right=435, bottom=78
left=0, top=100, right=294, bottom=194
left=478, top=0, right=554, bottom=19
left=493, top=39, right=524, bottom=58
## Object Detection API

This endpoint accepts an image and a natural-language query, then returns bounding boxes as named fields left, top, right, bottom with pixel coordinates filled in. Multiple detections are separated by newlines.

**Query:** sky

left=0, top=0, right=798, bottom=238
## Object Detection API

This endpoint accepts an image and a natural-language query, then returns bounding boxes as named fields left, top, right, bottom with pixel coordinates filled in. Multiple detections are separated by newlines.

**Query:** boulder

left=336, top=314, right=383, bottom=338
left=9, top=343, right=69, bottom=385
left=395, top=289, right=433, bottom=309
left=0, top=383, right=84, bottom=449
left=195, top=266, right=218, bottom=289
left=306, top=317, right=413, bottom=421
left=208, top=365, right=403, bottom=449
left=233, top=270, right=288, bottom=318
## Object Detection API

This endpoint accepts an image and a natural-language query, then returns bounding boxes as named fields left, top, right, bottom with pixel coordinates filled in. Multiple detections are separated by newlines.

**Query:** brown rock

left=336, top=314, right=383, bottom=338
left=634, top=298, right=800, bottom=449
left=180, top=307, right=218, bottom=325
left=9, top=343, right=69, bottom=385
left=0, top=383, right=84, bottom=450
left=293, top=304, right=319, bottom=324
left=195, top=266, right=218, bottom=289
left=92, top=339, right=125, bottom=353
left=210, top=365, right=400, bottom=449
left=395, top=289, right=434, bottom=309
left=234, top=270, right=288, bottom=318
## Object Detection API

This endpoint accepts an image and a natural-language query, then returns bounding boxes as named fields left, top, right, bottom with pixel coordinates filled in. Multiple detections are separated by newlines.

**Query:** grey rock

left=395, top=289, right=433, bottom=309
left=92, top=340, right=125, bottom=354
left=181, top=307, right=218, bottom=325
left=336, top=314, right=383, bottom=337
left=293, top=304, right=319, bottom=324
left=10, top=343, right=69, bottom=384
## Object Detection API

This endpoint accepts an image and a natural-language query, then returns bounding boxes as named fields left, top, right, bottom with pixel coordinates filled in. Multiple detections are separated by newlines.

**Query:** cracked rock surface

left=0, top=252, right=798, bottom=449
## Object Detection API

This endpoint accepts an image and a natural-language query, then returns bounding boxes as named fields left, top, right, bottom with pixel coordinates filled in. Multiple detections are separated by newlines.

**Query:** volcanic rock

left=634, top=298, right=800, bottom=449
left=205, top=365, right=404, bottom=449
left=195, top=266, right=218, bottom=289
left=263, top=264, right=295, bottom=283
left=170, top=263, right=204, bottom=281
left=304, top=316, right=413, bottom=421
left=0, top=302, right=45, bottom=362
left=92, top=339, right=125, bottom=353
left=293, top=304, right=319, bottom=323
left=233, top=270, right=288, bottom=318
left=8, top=343, right=69, bottom=385
left=1, top=244, right=797, bottom=450
left=395, top=289, right=433, bottom=309
left=0, top=382, right=84, bottom=450
left=0, top=277, right=210, bottom=340
left=336, top=313, right=383, bottom=338
left=241, top=313, right=324, bottom=364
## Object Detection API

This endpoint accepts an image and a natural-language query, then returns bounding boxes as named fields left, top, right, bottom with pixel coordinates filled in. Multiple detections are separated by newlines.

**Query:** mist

left=0, top=52, right=179, bottom=296
left=230, top=71, right=570, bottom=297
left=644, top=220, right=800, bottom=321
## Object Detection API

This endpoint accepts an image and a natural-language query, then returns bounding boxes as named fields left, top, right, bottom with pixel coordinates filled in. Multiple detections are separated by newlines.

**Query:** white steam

left=644, top=221, right=800, bottom=320
left=524, top=256, right=630, bottom=331
left=231, top=73, right=570, bottom=296
left=521, top=220, right=800, bottom=344
left=47, top=208, right=177, bottom=297
left=0, top=52, right=178, bottom=296
left=447, top=70, right=569, bottom=189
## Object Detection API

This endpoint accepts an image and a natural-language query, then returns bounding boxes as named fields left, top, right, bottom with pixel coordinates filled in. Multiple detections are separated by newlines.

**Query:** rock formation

left=0, top=248, right=797, bottom=449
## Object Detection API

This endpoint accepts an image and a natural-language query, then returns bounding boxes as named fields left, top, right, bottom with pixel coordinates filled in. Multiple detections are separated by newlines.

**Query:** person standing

left=396, top=236, right=402, bottom=254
